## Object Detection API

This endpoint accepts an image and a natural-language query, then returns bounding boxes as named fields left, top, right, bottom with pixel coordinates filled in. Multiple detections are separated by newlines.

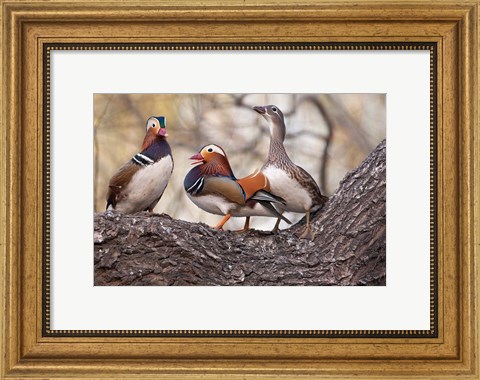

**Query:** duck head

left=252, top=105, right=286, bottom=142
left=141, top=115, right=169, bottom=150
left=146, top=116, right=168, bottom=137
left=189, top=144, right=234, bottom=177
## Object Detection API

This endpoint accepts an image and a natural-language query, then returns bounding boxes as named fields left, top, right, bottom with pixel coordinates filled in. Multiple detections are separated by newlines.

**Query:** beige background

left=94, top=93, right=385, bottom=230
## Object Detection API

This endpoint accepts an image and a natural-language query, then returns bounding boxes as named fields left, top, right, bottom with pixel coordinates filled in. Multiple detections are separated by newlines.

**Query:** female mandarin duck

left=184, top=144, right=291, bottom=230
left=253, top=105, right=328, bottom=240
left=106, top=116, right=173, bottom=213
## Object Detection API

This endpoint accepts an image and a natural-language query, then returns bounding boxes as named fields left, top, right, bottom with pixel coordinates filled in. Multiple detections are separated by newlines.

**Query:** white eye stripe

left=203, top=144, right=226, bottom=156
left=146, top=116, right=160, bottom=130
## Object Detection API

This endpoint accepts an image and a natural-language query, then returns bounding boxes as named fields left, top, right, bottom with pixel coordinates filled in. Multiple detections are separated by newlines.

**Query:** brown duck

left=106, top=116, right=173, bottom=213
left=253, top=105, right=328, bottom=240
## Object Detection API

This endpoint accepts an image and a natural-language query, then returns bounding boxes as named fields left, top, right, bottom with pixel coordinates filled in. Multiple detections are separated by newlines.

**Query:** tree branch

left=94, top=140, right=386, bottom=286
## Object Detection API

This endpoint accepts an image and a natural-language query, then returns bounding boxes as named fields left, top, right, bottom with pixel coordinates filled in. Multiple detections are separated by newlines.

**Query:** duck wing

left=249, top=189, right=287, bottom=206
left=106, top=161, right=142, bottom=209
left=202, top=176, right=246, bottom=205
left=291, top=164, right=328, bottom=206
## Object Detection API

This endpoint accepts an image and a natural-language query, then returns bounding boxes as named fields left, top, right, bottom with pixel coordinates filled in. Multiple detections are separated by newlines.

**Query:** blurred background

left=94, top=94, right=385, bottom=230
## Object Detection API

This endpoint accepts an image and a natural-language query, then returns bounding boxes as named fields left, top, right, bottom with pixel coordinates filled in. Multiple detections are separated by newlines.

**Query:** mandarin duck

left=253, top=105, right=328, bottom=240
left=184, top=144, right=291, bottom=230
left=106, top=116, right=173, bottom=213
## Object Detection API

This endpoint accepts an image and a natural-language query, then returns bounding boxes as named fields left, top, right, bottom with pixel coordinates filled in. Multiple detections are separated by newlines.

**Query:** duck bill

left=252, top=106, right=266, bottom=115
left=189, top=152, right=204, bottom=165
left=157, top=128, right=168, bottom=137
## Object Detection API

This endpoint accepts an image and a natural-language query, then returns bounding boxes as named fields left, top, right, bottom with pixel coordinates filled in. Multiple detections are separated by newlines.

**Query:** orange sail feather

left=236, top=170, right=270, bottom=201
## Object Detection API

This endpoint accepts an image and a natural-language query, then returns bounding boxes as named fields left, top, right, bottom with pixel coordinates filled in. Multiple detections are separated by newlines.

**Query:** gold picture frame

left=1, top=0, right=478, bottom=378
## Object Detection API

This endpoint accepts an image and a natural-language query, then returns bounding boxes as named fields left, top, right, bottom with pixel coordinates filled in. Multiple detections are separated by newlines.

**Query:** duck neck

left=141, top=129, right=160, bottom=151
left=266, top=121, right=290, bottom=165
left=268, top=138, right=288, bottom=159
left=269, top=119, right=285, bottom=143
left=141, top=135, right=171, bottom=161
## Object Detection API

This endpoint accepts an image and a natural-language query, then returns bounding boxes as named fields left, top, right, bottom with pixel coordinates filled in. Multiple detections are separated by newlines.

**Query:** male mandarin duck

left=253, top=105, right=328, bottom=240
left=106, top=116, right=173, bottom=213
left=184, top=144, right=291, bottom=230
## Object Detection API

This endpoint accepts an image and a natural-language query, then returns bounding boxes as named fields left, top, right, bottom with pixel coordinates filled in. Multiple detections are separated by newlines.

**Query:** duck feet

left=235, top=217, right=250, bottom=233
left=214, top=214, right=231, bottom=230
left=297, top=225, right=315, bottom=241
left=296, top=209, right=315, bottom=240
left=271, top=217, right=281, bottom=234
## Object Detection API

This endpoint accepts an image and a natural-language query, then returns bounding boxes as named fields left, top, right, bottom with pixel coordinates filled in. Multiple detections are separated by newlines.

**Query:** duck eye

left=207, top=148, right=213, bottom=153
left=272, top=107, right=277, bottom=112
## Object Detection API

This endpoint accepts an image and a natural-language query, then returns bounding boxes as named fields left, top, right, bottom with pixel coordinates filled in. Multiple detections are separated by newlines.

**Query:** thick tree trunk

left=94, top=140, right=386, bottom=286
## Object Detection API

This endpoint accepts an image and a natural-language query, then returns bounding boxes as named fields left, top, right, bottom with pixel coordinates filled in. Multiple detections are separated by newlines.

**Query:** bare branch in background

left=299, top=95, right=334, bottom=193
left=93, top=95, right=114, bottom=210
left=324, top=94, right=373, bottom=154
left=121, top=95, right=145, bottom=125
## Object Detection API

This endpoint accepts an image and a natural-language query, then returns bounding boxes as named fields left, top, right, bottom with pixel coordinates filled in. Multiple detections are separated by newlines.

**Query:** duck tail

left=257, top=200, right=292, bottom=224
left=250, top=190, right=291, bottom=224
left=251, top=189, right=287, bottom=206
left=311, top=194, right=329, bottom=213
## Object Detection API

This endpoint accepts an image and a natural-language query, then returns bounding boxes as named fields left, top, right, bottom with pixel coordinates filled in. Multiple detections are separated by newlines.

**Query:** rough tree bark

left=94, top=140, right=386, bottom=286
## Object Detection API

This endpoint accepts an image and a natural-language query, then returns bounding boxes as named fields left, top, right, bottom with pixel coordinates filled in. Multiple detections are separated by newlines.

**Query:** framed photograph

left=1, top=0, right=478, bottom=378
left=93, top=92, right=387, bottom=289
